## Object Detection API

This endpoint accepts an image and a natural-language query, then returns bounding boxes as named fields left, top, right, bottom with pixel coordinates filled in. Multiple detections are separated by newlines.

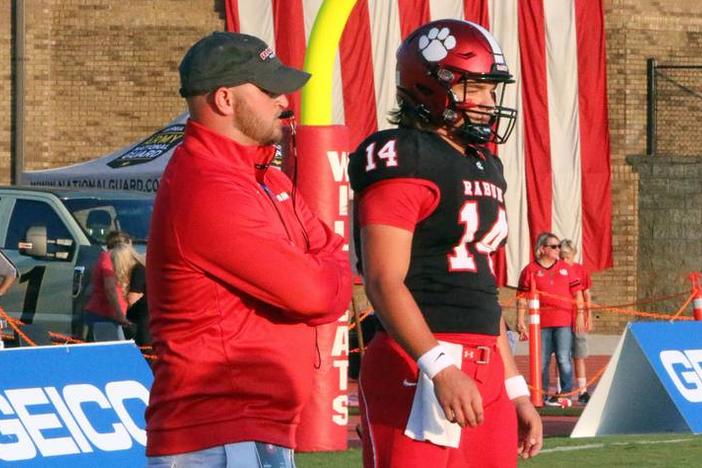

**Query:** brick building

left=2, top=0, right=701, bottom=333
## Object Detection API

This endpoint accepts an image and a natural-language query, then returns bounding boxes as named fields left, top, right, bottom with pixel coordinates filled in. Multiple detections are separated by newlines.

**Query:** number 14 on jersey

left=448, top=202, right=508, bottom=276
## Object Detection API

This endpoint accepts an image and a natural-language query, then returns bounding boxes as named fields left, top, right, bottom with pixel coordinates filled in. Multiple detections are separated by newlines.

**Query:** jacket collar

left=182, top=119, right=276, bottom=181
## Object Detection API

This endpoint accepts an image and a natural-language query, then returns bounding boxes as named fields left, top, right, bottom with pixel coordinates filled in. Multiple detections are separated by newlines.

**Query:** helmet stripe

left=465, top=20, right=507, bottom=66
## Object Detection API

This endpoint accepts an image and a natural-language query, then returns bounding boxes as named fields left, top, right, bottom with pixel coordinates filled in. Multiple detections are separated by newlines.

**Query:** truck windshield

left=63, top=197, right=154, bottom=244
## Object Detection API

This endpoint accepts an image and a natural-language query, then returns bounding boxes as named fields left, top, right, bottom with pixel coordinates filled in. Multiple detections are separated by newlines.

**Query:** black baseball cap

left=179, top=32, right=311, bottom=97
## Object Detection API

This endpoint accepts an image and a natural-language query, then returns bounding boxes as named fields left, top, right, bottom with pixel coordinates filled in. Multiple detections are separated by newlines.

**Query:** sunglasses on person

left=545, top=244, right=561, bottom=249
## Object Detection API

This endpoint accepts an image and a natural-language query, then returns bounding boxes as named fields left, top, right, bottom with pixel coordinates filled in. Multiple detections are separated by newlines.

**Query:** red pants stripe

left=359, top=332, right=518, bottom=468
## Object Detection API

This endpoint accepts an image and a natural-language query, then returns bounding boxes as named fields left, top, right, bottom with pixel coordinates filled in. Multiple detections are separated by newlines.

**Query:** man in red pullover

left=146, top=32, right=352, bottom=467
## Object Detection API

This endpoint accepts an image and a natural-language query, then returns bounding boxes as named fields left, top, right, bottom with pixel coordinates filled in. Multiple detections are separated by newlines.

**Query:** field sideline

left=295, top=434, right=702, bottom=467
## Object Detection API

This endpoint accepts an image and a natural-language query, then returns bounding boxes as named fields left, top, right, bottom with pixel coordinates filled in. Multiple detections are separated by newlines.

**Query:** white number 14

left=365, top=140, right=398, bottom=171
left=447, top=202, right=508, bottom=275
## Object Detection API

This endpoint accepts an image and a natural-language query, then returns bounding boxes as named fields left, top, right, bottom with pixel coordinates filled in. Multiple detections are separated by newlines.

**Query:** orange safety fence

left=348, top=307, right=373, bottom=331
left=0, top=307, right=37, bottom=347
left=532, top=289, right=696, bottom=321
left=0, top=306, right=157, bottom=360
left=3, top=272, right=700, bottom=369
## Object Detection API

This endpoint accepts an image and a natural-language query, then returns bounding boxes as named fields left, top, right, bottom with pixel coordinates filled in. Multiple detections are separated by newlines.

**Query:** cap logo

left=418, top=27, right=456, bottom=62
left=259, top=47, right=275, bottom=61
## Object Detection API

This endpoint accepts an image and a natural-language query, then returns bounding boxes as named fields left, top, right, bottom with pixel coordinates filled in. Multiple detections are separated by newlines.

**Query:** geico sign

left=660, top=349, right=702, bottom=403
left=0, top=380, right=148, bottom=462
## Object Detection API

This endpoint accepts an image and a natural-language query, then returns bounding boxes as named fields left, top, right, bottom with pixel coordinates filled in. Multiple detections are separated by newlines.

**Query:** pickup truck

left=0, top=186, right=153, bottom=341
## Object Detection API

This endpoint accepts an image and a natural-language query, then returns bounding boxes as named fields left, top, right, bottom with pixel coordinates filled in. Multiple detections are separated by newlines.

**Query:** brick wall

left=4, top=0, right=223, bottom=174
left=2, top=0, right=702, bottom=334
left=627, top=155, right=702, bottom=316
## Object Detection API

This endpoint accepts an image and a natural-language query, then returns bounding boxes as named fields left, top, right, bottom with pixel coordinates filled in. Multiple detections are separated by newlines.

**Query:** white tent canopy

left=23, top=113, right=188, bottom=193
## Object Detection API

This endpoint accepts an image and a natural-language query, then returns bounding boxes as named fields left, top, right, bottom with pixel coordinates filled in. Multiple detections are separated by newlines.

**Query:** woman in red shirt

left=84, top=231, right=132, bottom=341
left=516, top=232, right=585, bottom=404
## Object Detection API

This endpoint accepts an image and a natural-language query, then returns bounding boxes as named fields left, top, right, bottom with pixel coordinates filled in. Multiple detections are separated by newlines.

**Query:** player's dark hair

left=387, top=99, right=438, bottom=132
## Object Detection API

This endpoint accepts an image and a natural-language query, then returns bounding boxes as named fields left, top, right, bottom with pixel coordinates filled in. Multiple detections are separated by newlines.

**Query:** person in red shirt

left=516, top=232, right=585, bottom=405
left=560, top=239, right=593, bottom=404
left=84, top=231, right=132, bottom=341
left=145, top=32, right=352, bottom=467
left=0, top=249, right=17, bottom=298
left=349, top=20, right=542, bottom=468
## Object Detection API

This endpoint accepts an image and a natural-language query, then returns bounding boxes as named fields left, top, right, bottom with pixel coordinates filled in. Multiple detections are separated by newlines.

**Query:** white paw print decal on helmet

left=418, top=27, right=456, bottom=62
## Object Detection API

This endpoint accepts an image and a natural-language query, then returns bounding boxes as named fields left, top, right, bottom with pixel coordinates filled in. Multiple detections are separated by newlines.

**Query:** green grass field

left=296, top=434, right=702, bottom=467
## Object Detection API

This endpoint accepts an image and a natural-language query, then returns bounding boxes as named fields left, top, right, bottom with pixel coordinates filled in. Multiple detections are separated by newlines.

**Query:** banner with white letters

left=572, top=321, right=702, bottom=437
left=0, top=342, right=153, bottom=466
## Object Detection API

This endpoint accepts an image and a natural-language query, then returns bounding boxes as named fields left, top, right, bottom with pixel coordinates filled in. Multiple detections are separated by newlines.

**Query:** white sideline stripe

left=540, top=437, right=697, bottom=454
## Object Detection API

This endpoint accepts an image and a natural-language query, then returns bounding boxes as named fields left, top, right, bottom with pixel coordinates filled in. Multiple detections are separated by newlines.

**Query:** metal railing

left=646, top=58, right=702, bottom=156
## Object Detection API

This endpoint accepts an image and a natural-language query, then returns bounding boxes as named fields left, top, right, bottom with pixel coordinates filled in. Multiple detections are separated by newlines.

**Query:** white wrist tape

left=417, top=344, right=454, bottom=379
left=505, top=375, right=530, bottom=400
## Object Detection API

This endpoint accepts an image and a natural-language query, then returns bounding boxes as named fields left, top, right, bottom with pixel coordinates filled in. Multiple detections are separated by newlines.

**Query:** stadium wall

left=2, top=0, right=702, bottom=333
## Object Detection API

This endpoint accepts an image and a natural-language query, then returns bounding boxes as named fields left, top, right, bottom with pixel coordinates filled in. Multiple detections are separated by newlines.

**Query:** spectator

left=109, top=240, right=144, bottom=343
left=145, top=32, right=352, bottom=467
left=0, top=249, right=18, bottom=346
left=84, top=231, right=132, bottom=341
left=126, top=257, right=150, bottom=346
left=0, top=249, right=18, bottom=297
left=560, top=239, right=593, bottom=404
left=517, top=232, right=585, bottom=405
left=348, top=20, right=541, bottom=467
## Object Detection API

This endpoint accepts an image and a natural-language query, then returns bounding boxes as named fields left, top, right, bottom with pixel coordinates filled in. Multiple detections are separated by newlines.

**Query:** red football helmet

left=396, top=19, right=516, bottom=145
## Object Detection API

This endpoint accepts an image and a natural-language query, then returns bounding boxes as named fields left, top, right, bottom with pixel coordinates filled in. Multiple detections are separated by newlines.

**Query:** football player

left=348, top=20, right=542, bottom=467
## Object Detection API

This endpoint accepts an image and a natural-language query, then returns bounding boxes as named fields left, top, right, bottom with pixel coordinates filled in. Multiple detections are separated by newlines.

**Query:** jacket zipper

left=258, top=182, right=297, bottom=244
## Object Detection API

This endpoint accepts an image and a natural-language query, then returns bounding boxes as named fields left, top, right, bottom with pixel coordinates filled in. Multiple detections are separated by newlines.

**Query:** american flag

left=225, top=0, right=612, bottom=285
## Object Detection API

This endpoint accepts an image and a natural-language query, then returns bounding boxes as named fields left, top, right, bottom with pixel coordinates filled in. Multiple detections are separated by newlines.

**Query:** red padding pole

left=528, top=274, right=543, bottom=407
left=690, top=272, right=702, bottom=321
left=284, top=125, right=350, bottom=451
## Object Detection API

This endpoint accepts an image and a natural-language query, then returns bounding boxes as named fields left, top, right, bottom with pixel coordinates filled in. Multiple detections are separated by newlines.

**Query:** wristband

left=417, top=344, right=454, bottom=379
left=505, top=375, right=530, bottom=400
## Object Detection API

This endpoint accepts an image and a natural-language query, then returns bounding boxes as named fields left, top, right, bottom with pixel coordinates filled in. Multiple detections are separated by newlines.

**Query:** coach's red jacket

left=145, top=120, right=352, bottom=456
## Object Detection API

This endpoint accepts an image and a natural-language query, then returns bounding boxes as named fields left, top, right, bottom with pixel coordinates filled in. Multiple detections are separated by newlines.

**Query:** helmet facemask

left=438, top=70, right=516, bottom=146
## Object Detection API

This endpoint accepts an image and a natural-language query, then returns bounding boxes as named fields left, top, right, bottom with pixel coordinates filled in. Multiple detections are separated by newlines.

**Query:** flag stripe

left=545, top=0, right=583, bottom=254
left=237, top=1, right=275, bottom=48
left=399, top=0, right=430, bottom=37
left=463, top=0, right=489, bottom=26
left=368, top=1, right=402, bottom=133
left=340, top=1, right=379, bottom=149
left=226, top=0, right=240, bottom=31
left=518, top=0, right=553, bottom=248
left=272, top=0, right=307, bottom=119
left=430, top=0, right=464, bottom=21
left=575, top=0, right=613, bottom=270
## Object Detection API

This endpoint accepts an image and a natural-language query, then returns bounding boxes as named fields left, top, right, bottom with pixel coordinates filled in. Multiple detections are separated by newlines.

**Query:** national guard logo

left=107, top=125, right=185, bottom=168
